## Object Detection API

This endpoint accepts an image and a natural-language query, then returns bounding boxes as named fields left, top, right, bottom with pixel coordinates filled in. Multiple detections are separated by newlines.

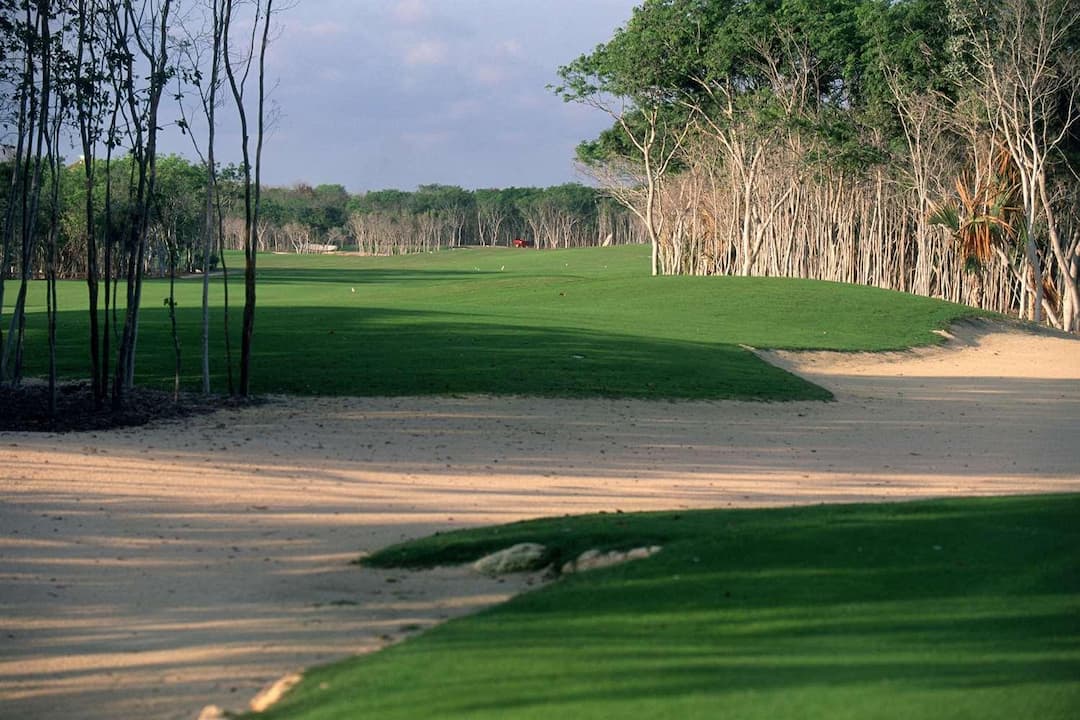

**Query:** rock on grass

left=472, top=543, right=548, bottom=575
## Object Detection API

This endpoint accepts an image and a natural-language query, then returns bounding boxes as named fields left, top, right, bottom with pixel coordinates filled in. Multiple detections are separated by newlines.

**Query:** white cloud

left=473, top=64, right=508, bottom=86
left=215, top=0, right=641, bottom=190
left=393, top=0, right=430, bottom=24
left=494, top=39, right=524, bottom=58
left=404, top=39, right=448, bottom=66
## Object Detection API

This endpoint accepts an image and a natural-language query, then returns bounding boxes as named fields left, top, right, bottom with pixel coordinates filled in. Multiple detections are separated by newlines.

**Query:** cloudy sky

left=160, top=0, right=639, bottom=192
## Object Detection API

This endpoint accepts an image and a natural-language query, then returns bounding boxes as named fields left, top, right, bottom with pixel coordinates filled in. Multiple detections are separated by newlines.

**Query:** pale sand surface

left=1, top=320, right=1077, bottom=719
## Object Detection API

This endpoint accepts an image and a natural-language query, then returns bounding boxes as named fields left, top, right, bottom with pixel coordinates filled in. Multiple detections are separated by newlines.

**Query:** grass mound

left=20, top=246, right=982, bottom=400
left=256, top=495, right=1080, bottom=719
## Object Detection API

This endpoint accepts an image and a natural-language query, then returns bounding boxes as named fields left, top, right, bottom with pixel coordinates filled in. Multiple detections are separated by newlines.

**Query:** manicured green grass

left=255, top=495, right=1080, bottom=720
left=18, top=246, right=981, bottom=399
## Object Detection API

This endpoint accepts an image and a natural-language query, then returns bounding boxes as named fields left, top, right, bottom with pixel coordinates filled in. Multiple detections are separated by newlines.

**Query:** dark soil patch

left=0, top=381, right=254, bottom=433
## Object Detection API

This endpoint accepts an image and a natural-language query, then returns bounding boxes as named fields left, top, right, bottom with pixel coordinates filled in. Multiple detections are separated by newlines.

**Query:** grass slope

left=19, top=246, right=980, bottom=399
left=257, top=495, right=1080, bottom=720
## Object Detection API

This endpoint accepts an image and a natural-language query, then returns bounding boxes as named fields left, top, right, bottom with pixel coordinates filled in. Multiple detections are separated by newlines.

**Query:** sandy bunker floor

left=1, top=320, right=1078, bottom=719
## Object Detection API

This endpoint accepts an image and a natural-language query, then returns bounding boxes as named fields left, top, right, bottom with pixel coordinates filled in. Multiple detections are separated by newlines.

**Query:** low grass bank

left=257, top=495, right=1080, bottom=719
left=20, top=246, right=982, bottom=400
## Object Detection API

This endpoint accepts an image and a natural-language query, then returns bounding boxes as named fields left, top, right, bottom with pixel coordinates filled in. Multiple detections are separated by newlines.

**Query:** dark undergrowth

left=0, top=380, right=252, bottom=432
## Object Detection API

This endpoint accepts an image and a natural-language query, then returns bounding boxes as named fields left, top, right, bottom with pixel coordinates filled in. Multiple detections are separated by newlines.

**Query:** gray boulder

left=472, top=543, right=548, bottom=575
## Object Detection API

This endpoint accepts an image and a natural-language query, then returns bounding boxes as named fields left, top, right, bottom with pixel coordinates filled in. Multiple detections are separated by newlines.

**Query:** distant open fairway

left=19, top=245, right=981, bottom=400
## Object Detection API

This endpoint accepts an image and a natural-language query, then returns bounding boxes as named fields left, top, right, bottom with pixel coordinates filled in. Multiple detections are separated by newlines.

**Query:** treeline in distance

left=0, top=155, right=644, bottom=280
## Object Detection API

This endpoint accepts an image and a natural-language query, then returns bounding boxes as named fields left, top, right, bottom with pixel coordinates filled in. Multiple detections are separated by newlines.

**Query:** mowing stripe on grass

left=255, top=495, right=1080, bottom=720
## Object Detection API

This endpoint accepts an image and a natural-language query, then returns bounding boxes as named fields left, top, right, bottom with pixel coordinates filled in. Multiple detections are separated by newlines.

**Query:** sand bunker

left=1, top=319, right=1077, bottom=719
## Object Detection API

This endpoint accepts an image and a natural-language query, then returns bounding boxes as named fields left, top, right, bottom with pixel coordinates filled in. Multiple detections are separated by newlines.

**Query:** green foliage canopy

left=556, top=0, right=959, bottom=169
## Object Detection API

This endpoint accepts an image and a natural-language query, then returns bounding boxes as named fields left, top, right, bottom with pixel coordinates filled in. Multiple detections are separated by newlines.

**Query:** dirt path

left=1, top=320, right=1078, bottom=719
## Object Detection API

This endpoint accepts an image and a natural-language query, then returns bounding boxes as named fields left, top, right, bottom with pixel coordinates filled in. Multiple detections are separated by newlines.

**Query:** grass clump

left=259, top=494, right=1080, bottom=720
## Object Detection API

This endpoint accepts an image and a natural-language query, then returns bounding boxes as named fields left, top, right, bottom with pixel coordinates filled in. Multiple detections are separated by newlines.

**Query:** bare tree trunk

left=100, top=91, right=122, bottom=401
left=199, top=0, right=226, bottom=393
left=224, top=0, right=274, bottom=396
left=216, top=188, right=235, bottom=394
left=74, top=0, right=108, bottom=405
left=43, top=8, right=63, bottom=420
left=3, top=1, right=51, bottom=386
left=111, top=0, right=174, bottom=410
left=0, top=17, right=32, bottom=385
left=166, top=227, right=181, bottom=401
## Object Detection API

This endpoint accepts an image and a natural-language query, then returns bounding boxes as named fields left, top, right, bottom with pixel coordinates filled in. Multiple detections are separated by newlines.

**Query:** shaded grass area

left=258, top=495, right=1080, bottom=719
left=22, top=305, right=829, bottom=400
left=18, top=246, right=982, bottom=400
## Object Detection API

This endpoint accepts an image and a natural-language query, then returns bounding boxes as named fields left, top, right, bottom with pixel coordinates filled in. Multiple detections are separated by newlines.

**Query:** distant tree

left=344, top=184, right=631, bottom=254
left=475, top=188, right=513, bottom=246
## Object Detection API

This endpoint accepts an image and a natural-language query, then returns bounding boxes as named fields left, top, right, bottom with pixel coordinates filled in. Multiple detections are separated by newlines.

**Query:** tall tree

left=73, top=0, right=111, bottom=404
left=556, top=0, right=700, bottom=275
left=109, top=0, right=175, bottom=408
left=177, top=0, right=228, bottom=394
left=223, top=0, right=274, bottom=396
left=2, top=1, right=52, bottom=385
left=952, top=0, right=1080, bottom=329
left=0, top=0, right=28, bottom=380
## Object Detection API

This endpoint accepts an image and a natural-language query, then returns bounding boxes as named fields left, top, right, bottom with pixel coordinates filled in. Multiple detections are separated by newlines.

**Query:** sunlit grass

left=256, top=495, right=1080, bottom=719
